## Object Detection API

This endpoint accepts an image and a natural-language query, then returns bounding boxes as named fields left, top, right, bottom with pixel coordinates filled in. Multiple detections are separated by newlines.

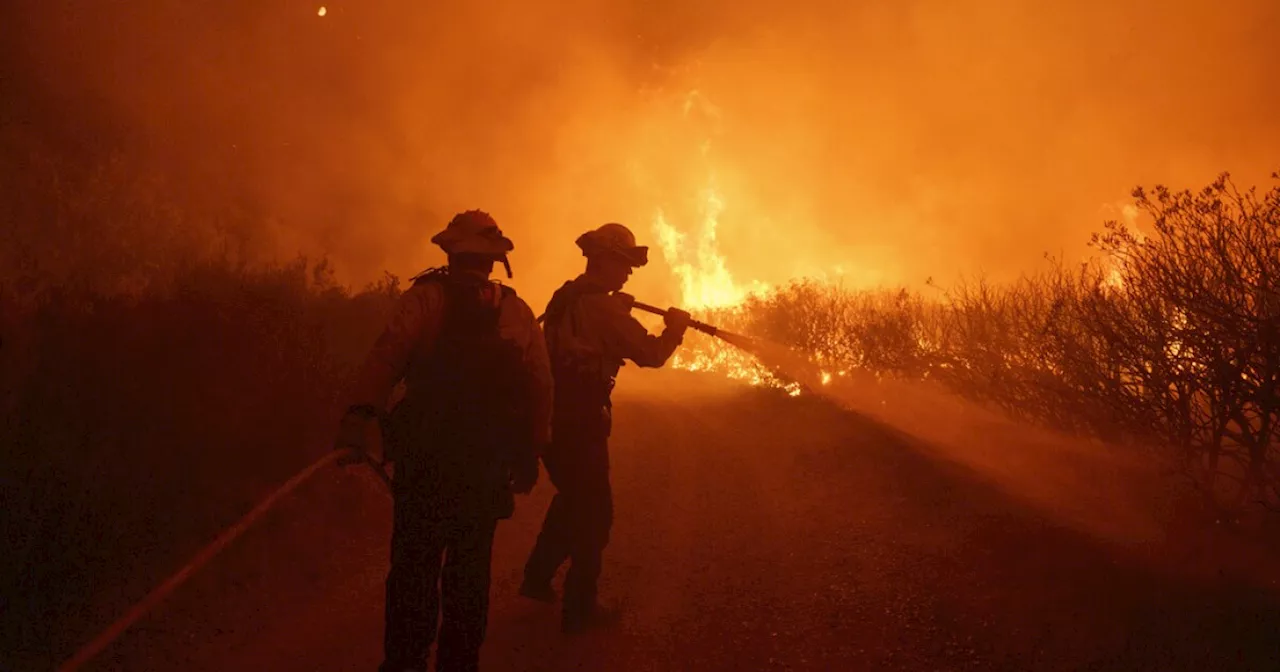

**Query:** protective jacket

left=347, top=268, right=553, bottom=518
left=543, top=274, right=685, bottom=438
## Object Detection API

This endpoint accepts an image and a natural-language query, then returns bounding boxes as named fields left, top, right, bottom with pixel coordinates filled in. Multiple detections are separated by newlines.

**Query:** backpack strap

left=411, top=266, right=516, bottom=310
left=409, top=266, right=448, bottom=285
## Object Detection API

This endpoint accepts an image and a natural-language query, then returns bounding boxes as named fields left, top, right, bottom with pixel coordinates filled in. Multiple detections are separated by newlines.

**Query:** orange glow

left=1100, top=202, right=1146, bottom=291
left=652, top=176, right=770, bottom=310
left=12, top=2, right=1278, bottom=309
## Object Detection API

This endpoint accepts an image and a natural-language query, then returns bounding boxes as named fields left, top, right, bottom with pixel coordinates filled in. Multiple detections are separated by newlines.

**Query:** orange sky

left=8, top=0, right=1279, bottom=307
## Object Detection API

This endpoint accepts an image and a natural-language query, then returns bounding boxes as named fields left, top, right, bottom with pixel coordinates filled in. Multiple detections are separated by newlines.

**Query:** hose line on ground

left=57, top=450, right=348, bottom=672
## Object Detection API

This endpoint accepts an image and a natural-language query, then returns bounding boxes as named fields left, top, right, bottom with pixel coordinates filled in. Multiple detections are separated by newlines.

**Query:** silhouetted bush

left=0, top=256, right=400, bottom=668
left=0, top=120, right=420, bottom=667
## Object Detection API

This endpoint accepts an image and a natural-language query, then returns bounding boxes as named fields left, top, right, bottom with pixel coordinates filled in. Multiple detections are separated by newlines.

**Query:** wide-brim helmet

left=575, top=222, right=648, bottom=267
left=431, top=210, right=515, bottom=258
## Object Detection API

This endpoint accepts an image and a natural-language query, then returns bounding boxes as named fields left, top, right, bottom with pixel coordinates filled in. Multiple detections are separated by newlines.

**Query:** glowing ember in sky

left=317, top=6, right=327, bottom=17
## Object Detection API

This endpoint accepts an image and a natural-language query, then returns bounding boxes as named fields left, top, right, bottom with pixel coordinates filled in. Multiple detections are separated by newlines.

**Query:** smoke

left=4, top=0, right=1278, bottom=306
left=828, top=373, right=1173, bottom=547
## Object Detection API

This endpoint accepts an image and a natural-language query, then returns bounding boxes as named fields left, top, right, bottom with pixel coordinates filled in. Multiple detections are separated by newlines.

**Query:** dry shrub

left=690, top=173, right=1280, bottom=515
left=0, top=258, right=400, bottom=666
left=1, top=124, right=416, bottom=666
left=1090, top=174, right=1280, bottom=510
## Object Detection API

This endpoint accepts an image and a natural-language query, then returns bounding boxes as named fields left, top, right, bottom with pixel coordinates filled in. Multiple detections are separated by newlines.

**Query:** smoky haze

left=6, top=0, right=1278, bottom=307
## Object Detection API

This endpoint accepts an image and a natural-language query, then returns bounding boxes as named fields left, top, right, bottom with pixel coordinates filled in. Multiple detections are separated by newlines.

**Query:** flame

left=653, top=180, right=768, bottom=310
left=651, top=169, right=797, bottom=391
left=1102, top=202, right=1146, bottom=291
left=646, top=91, right=812, bottom=395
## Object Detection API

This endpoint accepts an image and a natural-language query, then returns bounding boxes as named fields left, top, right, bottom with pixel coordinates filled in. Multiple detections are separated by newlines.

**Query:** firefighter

left=334, top=210, right=553, bottom=672
left=519, top=222, right=691, bottom=633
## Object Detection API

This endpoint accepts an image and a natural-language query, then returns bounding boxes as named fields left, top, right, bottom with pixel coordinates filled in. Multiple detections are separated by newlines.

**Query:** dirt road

left=84, top=371, right=1279, bottom=671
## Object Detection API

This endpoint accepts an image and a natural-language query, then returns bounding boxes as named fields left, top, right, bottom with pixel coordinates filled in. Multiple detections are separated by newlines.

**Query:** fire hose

left=619, top=295, right=764, bottom=355
left=536, top=292, right=748, bottom=344
left=625, top=298, right=721, bottom=337
left=56, top=448, right=392, bottom=672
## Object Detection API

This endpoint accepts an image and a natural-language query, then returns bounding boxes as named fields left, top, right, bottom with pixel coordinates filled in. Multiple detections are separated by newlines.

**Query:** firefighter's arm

left=336, top=283, right=442, bottom=453
left=593, top=293, right=688, bottom=368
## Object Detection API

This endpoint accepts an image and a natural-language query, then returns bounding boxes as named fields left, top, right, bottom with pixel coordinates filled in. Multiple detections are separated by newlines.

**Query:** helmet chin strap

left=501, top=254, right=513, bottom=279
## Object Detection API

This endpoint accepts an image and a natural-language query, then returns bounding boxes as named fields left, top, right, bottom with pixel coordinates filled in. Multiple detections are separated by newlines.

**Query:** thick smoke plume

left=4, top=0, right=1278, bottom=306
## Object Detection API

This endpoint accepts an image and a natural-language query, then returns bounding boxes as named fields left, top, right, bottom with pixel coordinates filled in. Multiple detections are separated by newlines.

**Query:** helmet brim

left=576, top=233, right=649, bottom=267
left=431, top=230, right=515, bottom=257
left=617, top=246, right=649, bottom=267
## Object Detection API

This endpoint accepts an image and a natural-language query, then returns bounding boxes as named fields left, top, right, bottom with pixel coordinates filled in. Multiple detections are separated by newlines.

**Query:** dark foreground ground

left=75, top=371, right=1279, bottom=671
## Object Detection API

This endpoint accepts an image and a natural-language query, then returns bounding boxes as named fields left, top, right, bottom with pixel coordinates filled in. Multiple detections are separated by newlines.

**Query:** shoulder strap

left=409, top=266, right=448, bottom=286
left=413, top=266, right=515, bottom=310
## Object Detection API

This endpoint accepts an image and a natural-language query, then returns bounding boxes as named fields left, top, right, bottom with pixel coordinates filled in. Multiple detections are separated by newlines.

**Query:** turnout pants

left=523, top=426, right=613, bottom=617
left=381, top=468, right=499, bottom=672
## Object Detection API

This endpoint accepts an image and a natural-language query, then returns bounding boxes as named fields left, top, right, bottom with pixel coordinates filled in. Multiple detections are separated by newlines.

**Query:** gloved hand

left=334, top=405, right=378, bottom=466
left=510, top=454, right=539, bottom=494
left=664, top=307, right=692, bottom=335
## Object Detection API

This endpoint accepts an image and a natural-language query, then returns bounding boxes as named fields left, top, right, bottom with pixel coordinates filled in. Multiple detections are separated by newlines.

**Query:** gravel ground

left=82, top=371, right=1279, bottom=672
